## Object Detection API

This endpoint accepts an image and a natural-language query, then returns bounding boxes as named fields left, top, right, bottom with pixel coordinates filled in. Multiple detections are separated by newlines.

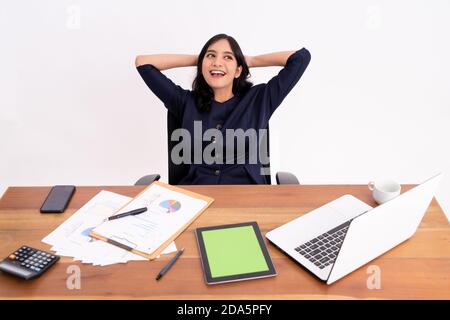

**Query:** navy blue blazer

left=137, top=48, right=311, bottom=184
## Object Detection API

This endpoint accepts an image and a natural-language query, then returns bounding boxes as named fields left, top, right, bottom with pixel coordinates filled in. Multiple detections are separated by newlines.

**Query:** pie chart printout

left=159, top=200, right=181, bottom=213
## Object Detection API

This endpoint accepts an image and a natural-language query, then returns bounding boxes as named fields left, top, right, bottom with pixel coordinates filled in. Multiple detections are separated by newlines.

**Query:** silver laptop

left=266, top=173, right=442, bottom=285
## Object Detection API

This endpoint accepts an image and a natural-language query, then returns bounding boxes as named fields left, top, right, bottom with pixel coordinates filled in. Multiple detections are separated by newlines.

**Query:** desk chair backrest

left=167, top=112, right=190, bottom=185
left=167, top=112, right=271, bottom=185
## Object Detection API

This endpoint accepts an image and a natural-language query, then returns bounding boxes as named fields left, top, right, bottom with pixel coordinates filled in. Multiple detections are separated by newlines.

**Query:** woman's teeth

left=210, top=71, right=225, bottom=77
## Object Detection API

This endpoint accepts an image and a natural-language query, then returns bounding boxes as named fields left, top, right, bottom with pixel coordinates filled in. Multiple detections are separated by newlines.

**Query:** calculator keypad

left=0, top=246, right=59, bottom=280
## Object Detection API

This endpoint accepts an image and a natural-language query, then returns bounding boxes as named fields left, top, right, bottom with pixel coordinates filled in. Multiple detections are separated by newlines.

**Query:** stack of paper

left=42, top=190, right=176, bottom=266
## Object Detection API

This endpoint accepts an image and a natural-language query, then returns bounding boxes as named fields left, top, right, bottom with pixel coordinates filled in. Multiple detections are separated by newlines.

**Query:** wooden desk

left=0, top=185, right=449, bottom=299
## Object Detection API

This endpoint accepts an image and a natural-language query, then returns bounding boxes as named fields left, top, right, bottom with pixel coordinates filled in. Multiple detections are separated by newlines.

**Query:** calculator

left=0, top=246, right=60, bottom=280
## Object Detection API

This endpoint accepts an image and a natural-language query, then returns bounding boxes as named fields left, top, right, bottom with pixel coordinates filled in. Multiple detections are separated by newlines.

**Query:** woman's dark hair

left=192, top=34, right=252, bottom=113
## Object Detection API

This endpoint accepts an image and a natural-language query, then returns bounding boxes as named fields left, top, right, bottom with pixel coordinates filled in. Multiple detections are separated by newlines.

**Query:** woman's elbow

left=301, top=48, right=311, bottom=64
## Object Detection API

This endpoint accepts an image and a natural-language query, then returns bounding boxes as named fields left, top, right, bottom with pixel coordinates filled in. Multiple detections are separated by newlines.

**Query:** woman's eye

left=207, top=53, right=215, bottom=58
left=225, top=56, right=232, bottom=60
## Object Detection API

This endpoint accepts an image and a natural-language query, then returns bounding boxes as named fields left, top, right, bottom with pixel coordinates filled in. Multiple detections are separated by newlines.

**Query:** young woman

left=135, top=34, right=311, bottom=185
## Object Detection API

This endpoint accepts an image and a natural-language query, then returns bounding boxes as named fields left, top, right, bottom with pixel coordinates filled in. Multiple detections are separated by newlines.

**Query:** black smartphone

left=40, top=185, right=76, bottom=213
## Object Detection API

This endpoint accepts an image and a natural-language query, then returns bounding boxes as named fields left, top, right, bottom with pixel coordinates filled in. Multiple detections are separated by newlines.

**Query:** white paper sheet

left=92, top=183, right=208, bottom=255
left=42, top=190, right=176, bottom=265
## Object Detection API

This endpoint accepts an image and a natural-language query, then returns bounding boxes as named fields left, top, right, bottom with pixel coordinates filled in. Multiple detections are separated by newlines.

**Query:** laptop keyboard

left=294, top=221, right=350, bottom=269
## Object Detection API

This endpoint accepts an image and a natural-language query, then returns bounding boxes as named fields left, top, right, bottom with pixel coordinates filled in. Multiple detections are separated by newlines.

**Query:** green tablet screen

left=201, top=225, right=269, bottom=278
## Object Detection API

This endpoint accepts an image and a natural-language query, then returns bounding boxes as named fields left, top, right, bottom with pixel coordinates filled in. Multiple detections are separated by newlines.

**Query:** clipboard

left=90, top=181, right=214, bottom=260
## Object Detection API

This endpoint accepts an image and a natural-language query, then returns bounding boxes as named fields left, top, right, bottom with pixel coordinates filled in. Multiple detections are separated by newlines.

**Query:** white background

left=1, top=0, right=449, bottom=218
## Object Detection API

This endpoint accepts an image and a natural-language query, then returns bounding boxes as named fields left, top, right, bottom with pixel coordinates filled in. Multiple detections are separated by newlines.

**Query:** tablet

left=195, top=221, right=277, bottom=285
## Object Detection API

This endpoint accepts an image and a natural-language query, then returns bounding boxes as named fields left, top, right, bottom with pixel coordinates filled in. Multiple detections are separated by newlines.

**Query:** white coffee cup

left=368, top=179, right=401, bottom=205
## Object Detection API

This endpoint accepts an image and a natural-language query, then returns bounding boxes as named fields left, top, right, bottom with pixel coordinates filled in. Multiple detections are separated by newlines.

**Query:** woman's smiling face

left=201, top=38, right=242, bottom=93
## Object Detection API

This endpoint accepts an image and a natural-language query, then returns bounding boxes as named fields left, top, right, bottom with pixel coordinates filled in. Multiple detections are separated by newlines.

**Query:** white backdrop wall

left=1, top=0, right=449, bottom=218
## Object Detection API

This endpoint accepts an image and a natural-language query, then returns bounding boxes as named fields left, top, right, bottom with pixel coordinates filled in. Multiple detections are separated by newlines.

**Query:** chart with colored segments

left=159, top=200, right=181, bottom=213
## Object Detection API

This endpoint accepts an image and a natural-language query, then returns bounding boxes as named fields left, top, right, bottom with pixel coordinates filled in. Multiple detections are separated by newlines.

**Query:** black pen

left=156, top=247, right=185, bottom=280
left=105, top=207, right=147, bottom=221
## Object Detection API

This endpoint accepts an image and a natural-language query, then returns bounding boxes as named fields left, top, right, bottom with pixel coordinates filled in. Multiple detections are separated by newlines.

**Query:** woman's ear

left=235, top=66, right=242, bottom=78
